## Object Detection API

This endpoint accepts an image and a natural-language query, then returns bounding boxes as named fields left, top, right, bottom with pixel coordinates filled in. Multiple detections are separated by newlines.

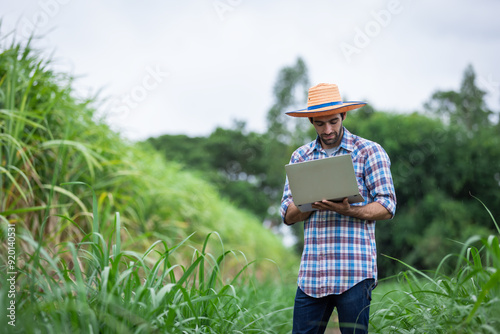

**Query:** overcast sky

left=2, top=0, right=500, bottom=140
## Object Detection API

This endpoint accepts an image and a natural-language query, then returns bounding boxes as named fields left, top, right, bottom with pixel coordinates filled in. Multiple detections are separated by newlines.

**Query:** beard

left=320, top=127, right=343, bottom=148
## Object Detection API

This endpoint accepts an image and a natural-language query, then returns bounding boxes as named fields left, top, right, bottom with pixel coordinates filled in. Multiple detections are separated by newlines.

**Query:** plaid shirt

left=280, top=127, right=396, bottom=298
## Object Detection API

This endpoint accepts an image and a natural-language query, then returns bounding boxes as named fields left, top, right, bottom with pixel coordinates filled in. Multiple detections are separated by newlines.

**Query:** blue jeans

left=292, top=279, right=375, bottom=334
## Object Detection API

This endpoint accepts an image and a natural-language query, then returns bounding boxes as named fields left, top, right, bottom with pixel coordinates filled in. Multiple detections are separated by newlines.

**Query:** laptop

left=285, top=154, right=365, bottom=212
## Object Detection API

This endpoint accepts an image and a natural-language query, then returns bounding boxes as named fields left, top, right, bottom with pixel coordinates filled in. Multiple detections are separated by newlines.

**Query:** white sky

left=2, top=0, right=500, bottom=140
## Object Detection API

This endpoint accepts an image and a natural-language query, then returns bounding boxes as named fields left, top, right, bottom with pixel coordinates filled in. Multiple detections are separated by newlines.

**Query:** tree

left=147, top=134, right=212, bottom=170
left=345, top=108, right=500, bottom=274
left=425, top=64, right=494, bottom=132
left=147, top=121, right=271, bottom=220
left=266, top=57, right=310, bottom=146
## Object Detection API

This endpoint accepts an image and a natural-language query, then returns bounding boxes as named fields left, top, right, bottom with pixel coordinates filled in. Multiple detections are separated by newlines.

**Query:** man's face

left=312, top=113, right=344, bottom=149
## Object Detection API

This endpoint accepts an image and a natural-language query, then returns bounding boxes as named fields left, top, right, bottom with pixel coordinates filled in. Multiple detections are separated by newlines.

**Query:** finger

left=313, top=202, right=329, bottom=209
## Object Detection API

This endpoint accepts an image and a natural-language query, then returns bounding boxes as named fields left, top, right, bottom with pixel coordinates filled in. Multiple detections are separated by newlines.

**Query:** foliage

left=370, top=198, right=500, bottom=333
left=266, top=57, right=310, bottom=146
left=0, top=34, right=299, bottom=292
left=147, top=58, right=313, bottom=252
left=344, top=105, right=500, bottom=274
left=0, top=201, right=294, bottom=333
left=148, top=122, right=274, bottom=221
left=1, top=31, right=500, bottom=333
left=424, top=64, right=494, bottom=132
left=147, top=58, right=312, bottom=226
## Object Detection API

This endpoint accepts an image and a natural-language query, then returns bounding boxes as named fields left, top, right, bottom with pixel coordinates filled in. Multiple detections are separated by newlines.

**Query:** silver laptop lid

left=285, top=154, right=364, bottom=212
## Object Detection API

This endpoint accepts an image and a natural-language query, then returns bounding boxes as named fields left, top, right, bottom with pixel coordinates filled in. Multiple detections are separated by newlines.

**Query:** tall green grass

left=0, top=34, right=298, bottom=274
left=0, top=190, right=294, bottom=333
left=0, top=32, right=298, bottom=333
left=370, top=197, right=500, bottom=333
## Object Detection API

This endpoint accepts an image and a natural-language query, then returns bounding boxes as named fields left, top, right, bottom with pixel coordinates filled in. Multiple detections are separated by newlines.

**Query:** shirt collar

left=313, top=127, right=355, bottom=153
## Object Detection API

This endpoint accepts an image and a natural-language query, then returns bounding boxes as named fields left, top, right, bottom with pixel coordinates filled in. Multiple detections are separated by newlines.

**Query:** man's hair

left=308, top=113, right=346, bottom=123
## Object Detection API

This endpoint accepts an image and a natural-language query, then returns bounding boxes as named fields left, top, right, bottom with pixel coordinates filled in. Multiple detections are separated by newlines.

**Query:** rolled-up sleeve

left=280, top=175, right=294, bottom=224
left=280, top=146, right=298, bottom=225
left=364, top=144, right=397, bottom=218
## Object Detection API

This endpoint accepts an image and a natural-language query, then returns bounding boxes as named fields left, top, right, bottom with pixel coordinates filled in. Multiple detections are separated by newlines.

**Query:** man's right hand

left=284, top=202, right=313, bottom=225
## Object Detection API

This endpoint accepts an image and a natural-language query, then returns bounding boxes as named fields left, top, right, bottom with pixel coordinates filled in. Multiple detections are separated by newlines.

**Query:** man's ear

left=341, top=112, right=346, bottom=120
left=308, top=117, right=313, bottom=124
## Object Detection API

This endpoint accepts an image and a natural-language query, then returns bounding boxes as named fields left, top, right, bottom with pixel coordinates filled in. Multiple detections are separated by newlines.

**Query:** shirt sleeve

left=280, top=154, right=298, bottom=224
left=280, top=175, right=294, bottom=224
left=364, top=144, right=397, bottom=218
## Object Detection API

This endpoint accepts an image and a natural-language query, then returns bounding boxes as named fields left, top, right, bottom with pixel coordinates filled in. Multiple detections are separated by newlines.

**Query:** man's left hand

left=311, top=198, right=353, bottom=216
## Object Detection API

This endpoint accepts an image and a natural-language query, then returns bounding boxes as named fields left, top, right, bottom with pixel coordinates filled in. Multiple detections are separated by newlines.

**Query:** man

left=280, top=83, right=396, bottom=334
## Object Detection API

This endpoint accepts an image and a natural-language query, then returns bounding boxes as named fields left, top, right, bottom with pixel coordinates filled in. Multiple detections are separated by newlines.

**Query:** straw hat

left=286, top=83, right=366, bottom=117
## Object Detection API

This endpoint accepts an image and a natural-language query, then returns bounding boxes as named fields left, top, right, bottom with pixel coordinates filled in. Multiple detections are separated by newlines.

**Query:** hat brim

left=286, top=101, right=366, bottom=118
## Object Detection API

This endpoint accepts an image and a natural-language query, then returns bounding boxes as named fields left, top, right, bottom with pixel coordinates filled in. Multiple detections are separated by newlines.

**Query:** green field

left=1, top=36, right=500, bottom=333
